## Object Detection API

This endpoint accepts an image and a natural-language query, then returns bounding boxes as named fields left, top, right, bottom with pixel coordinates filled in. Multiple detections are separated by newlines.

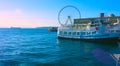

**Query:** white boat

left=48, top=27, right=57, bottom=32
left=57, top=17, right=120, bottom=42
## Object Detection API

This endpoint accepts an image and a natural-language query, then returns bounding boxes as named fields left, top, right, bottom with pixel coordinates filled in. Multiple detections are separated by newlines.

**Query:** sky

left=0, top=0, right=120, bottom=28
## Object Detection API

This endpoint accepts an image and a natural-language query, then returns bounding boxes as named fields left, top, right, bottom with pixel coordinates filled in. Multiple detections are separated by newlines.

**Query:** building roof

left=74, top=16, right=120, bottom=24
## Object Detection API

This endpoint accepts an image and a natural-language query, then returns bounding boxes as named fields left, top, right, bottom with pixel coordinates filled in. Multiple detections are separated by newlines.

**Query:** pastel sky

left=0, top=0, right=120, bottom=28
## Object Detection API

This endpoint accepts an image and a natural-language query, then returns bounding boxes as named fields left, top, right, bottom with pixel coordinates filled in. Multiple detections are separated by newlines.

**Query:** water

left=0, top=28, right=120, bottom=66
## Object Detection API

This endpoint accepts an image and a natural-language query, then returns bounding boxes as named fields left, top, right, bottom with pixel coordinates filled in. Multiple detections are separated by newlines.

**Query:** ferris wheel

left=58, top=5, right=81, bottom=27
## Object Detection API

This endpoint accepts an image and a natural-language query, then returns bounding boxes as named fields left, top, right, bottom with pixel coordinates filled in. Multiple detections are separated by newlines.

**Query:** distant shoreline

left=0, top=26, right=58, bottom=29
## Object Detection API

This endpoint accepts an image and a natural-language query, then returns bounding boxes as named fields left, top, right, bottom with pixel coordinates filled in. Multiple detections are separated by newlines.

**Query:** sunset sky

left=0, top=0, right=120, bottom=28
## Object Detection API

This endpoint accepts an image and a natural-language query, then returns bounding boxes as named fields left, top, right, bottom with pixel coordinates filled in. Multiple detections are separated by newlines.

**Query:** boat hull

left=58, top=36, right=119, bottom=43
left=57, top=25, right=120, bottom=43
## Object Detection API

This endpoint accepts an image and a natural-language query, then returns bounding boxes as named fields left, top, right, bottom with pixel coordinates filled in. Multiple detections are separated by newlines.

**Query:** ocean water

left=0, top=28, right=120, bottom=66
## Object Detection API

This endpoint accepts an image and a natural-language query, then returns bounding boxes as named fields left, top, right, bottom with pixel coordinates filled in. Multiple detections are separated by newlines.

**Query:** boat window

left=77, top=32, right=80, bottom=35
left=68, top=32, right=71, bottom=35
left=111, top=30, right=114, bottom=32
left=92, top=31, right=96, bottom=34
left=87, top=32, right=91, bottom=35
left=60, top=31, right=63, bottom=34
left=116, top=30, right=120, bottom=32
left=81, top=32, right=86, bottom=35
left=72, top=32, right=76, bottom=35
left=91, top=24, right=95, bottom=27
left=64, top=32, right=67, bottom=35
left=96, top=24, right=100, bottom=26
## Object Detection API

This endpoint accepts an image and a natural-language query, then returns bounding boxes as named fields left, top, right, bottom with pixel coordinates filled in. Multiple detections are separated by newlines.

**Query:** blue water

left=0, top=28, right=120, bottom=66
